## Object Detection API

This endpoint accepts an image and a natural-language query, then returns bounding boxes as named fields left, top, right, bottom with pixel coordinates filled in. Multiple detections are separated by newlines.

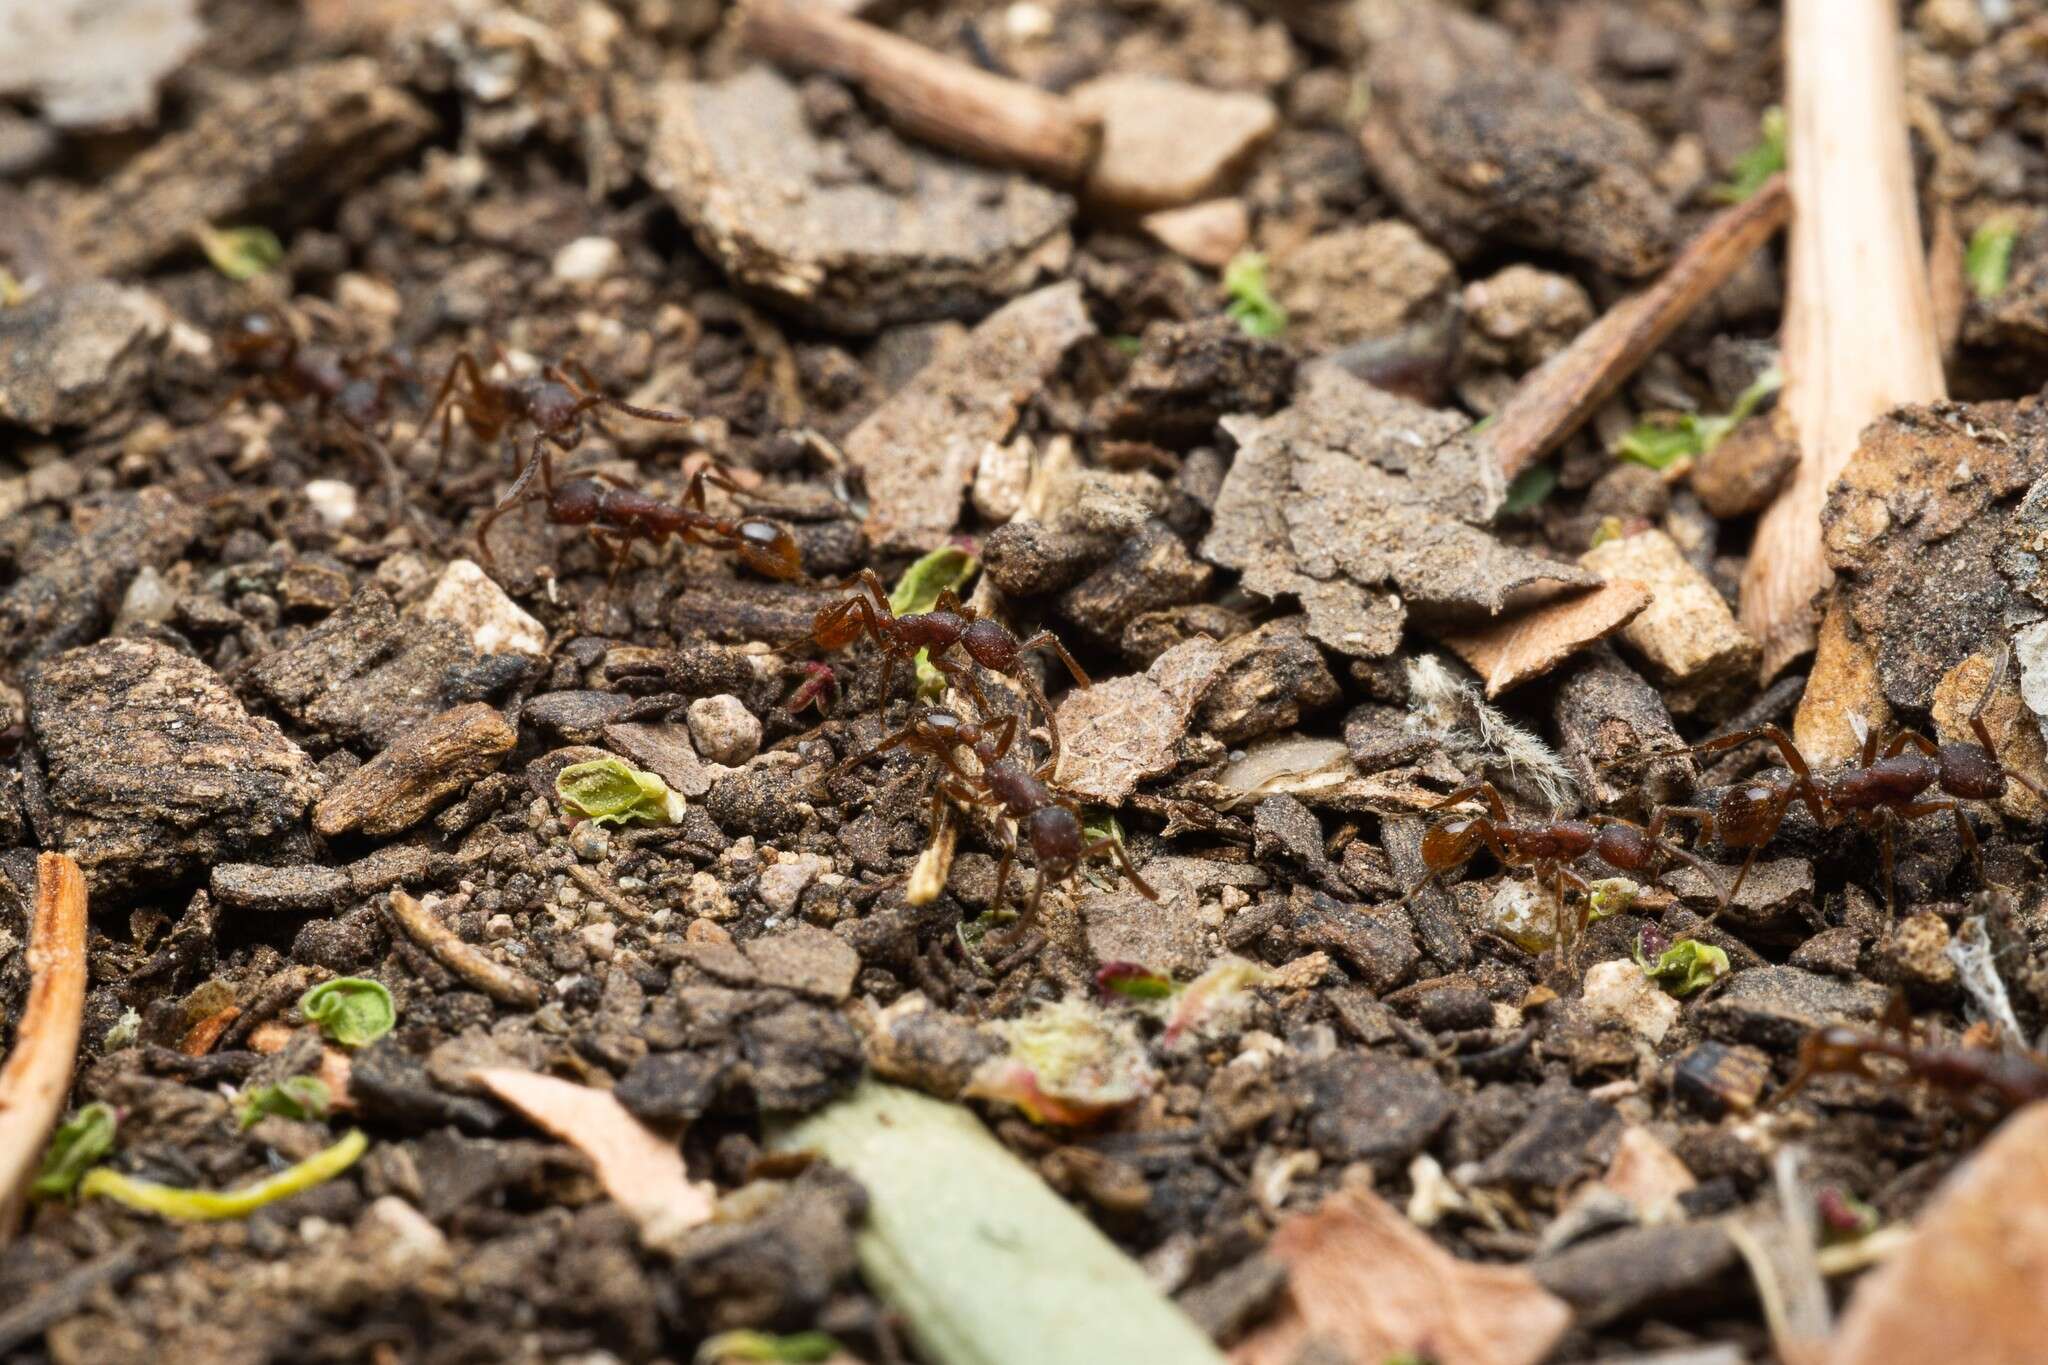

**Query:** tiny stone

left=211, top=862, right=350, bottom=914
left=1699, top=965, right=1890, bottom=1050
left=1579, top=958, right=1681, bottom=1045
left=569, top=821, right=611, bottom=861
left=1879, top=911, right=1959, bottom=997
left=686, top=694, right=762, bottom=766
left=551, top=236, right=622, bottom=283
left=1300, top=1053, right=1452, bottom=1173
left=420, top=559, right=546, bottom=657
left=303, top=479, right=359, bottom=530
left=757, top=852, right=830, bottom=917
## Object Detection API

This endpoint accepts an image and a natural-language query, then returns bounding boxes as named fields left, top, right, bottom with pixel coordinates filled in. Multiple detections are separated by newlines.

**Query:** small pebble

left=580, top=922, right=617, bottom=959
left=304, top=478, right=359, bottom=529
left=758, top=852, right=830, bottom=916
left=687, top=694, right=763, bottom=766
left=568, top=821, right=611, bottom=861
left=551, top=235, right=622, bottom=283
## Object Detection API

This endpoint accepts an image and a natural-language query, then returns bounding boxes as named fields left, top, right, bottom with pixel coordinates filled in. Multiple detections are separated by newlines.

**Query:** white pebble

left=687, top=694, right=763, bottom=765
left=304, top=479, right=359, bottom=530
left=758, top=853, right=830, bottom=916
left=421, top=558, right=546, bottom=656
left=552, top=236, right=622, bottom=283
left=1580, top=959, right=1681, bottom=1045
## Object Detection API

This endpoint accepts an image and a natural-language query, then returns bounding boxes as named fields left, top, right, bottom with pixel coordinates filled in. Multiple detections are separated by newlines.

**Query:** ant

left=1770, top=1007, right=2048, bottom=1122
left=1404, top=781, right=1723, bottom=952
left=835, top=707, right=1156, bottom=916
left=477, top=471, right=805, bottom=586
left=1616, top=653, right=2047, bottom=908
left=218, top=309, right=416, bottom=509
left=812, top=569, right=1091, bottom=765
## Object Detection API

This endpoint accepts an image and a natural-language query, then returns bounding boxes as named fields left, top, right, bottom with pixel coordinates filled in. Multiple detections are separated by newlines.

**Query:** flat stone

left=1288, top=886, right=1419, bottom=993
left=1090, top=316, right=1295, bottom=451
left=1698, top=965, right=1890, bottom=1050
left=843, top=281, right=1095, bottom=553
left=27, top=638, right=322, bottom=895
left=742, top=923, right=860, bottom=1001
left=1472, top=1090, right=1619, bottom=1190
left=314, top=703, right=517, bottom=838
left=1580, top=958, right=1681, bottom=1046
left=1077, top=855, right=1260, bottom=977
left=1142, top=198, right=1249, bottom=269
left=527, top=691, right=640, bottom=744
left=1053, top=636, right=1226, bottom=803
left=1196, top=618, right=1341, bottom=745
left=0, top=487, right=198, bottom=663
left=1582, top=531, right=1759, bottom=714
left=615, top=1051, right=725, bottom=1126
left=756, top=853, right=830, bottom=918
left=1662, top=856, right=1813, bottom=936
left=1300, top=1053, right=1453, bottom=1172
left=1533, top=1224, right=1742, bottom=1329
left=210, top=862, right=350, bottom=913
left=419, top=558, right=545, bottom=657
left=0, top=282, right=166, bottom=432
left=1071, top=75, right=1278, bottom=213
left=648, top=66, right=1072, bottom=336
left=0, top=0, right=203, bottom=129
left=1692, top=415, right=1797, bottom=518
left=603, top=721, right=715, bottom=799
left=1269, top=222, right=1458, bottom=358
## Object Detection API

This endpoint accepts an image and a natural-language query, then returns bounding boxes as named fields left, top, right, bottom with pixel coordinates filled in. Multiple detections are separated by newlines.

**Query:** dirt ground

left=3, top=0, right=2048, bottom=1362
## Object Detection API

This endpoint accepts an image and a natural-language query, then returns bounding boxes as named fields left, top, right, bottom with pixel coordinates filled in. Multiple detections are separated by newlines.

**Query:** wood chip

left=474, top=1068, right=715, bottom=1252
left=1582, top=530, right=1759, bottom=714
left=1826, top=1100, right=2048, bottom=1365
left=314, top=702, right=516, bottom=838
left=385, top=889, right=540, bottom=1008
left=0, top=854, right=88, bottom=1239
left=1440, top=579, right=1652, bottom=697
left=1232, top=1185, right=1572, bottom=1365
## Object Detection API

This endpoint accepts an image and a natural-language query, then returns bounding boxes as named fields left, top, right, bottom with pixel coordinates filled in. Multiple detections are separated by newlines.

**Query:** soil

left=3, top=1, right=2047, bottom=1363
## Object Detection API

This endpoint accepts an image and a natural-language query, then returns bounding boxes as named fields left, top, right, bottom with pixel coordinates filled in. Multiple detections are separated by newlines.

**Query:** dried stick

left=1488, top=175, right=1789, bottom=482
left=0, top=854, right=88, bottom=1239
left=742, top=0, right=1100, bottom=184
left=1741, top=0, right=1945, bottom=686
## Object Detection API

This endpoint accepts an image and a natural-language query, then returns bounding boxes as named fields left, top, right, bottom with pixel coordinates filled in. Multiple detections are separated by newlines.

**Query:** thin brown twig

left=742, top=0, right=1101, bottom=184
left=1487, top=174, right=1790, bottom=482
left=0, top=853, right=88, bottom=1240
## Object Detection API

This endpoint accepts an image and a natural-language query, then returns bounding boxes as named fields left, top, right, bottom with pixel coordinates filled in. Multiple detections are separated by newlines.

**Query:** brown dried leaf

left=1441, top=579, right=1652, bottom=696
left=1232, top=1186, right=1572, bottom=1365
left=475, top=1068, right=715, bottom=1252
left=1826, top=1101, right=2048, bottom=1365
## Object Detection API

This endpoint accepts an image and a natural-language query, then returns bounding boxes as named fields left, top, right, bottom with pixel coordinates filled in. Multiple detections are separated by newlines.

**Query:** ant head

left=219, top=311, right=293, bottom=372
left=735, top=518, right=804, bottom=581
left=1938, top=743, right=2006, bottom=801
left=1593, top=821, right=1653, bottom=872
left=552, top=480, right=605, bottom=525
left=523, top=379, right=583, bottom=430
left=1420, top=816, right=1485, bottom=873
left=1024, top=805, right=1083, bottom=879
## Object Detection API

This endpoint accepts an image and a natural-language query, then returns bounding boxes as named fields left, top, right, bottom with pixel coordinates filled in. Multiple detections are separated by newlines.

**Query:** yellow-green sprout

left=81, top=1129, right=369, bottom=1221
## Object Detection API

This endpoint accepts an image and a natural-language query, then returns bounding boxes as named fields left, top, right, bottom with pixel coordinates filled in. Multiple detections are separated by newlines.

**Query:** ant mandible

left=813, top=568, right=1091, bottom=765
left=1404, top=781, right=1723, bottom=953
left=836, top=706, right=1157, bottom=916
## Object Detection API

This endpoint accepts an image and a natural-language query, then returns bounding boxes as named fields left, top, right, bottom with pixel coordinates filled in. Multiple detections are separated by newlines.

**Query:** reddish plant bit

left=1815, top=1185, right=1879, bottom=1239
left=1401, top=781, right=1722, bottom=956
left=1096, top=961, right=1174, bottom=1002
left=785, top=661, right=840, bottom=716
left=1769, top=1018, right=2048, bottom=1121
left=812, top=568, right=1088, bottom=766
left=1613, top=652, right=2047, bottom=908
left=836, top=706, right=1157, bottom=917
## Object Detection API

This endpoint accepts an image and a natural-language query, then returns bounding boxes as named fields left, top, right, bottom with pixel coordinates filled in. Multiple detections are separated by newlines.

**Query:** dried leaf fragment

left=1441, top=579, right=1652, bottom=696
left=475, top=1067, right=715, bottom=1252
left=1232, top=1186, right=1572, bottom=1365
left=1053, top=637, right=1225, bottom=802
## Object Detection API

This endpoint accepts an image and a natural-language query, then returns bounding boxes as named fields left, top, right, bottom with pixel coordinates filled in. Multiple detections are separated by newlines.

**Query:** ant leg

left=832, top=720, right=925, bottom=779
left=1723, top=844, right=1763, bottom=908
left=1083, top=831, right=1158, bottom=900
left=421, top=351, right=490, bottom=479
left=987, top=713, right=1019, bottom=762
left=1657, top=804, right=1719, bottom=844
left=1879, top=811, right=1897, bottom=914
left=1897, top=797, right=1983, bottom=883
left=1432, top=782, right=1511, bottom=824
left=989, top=841, right=1016, bottom=913
left=1969, top=710, right=2048, bottom=804
left=1027, top=867, right=1049, bottom=920
left=1013, top=631, right=1093, bottom=689
left=595, top=530, right=633, bottom=599
left=1881, top=730, right=1939, bottom=760
left=1013, top=672, right=1061, bottom=776
left=475, top=433, right=547, bottom=567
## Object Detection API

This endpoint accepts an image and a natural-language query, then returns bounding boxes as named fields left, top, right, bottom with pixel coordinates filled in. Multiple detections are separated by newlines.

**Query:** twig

left=1741, top=0, right=1945, bottom=684
left=742, top=0, right=1100, bottom=184
left=1488, top=175, right=1790, bottom=481
left=0, top=853, right=88, bottom=1239
left=384, top=890, right=541, bottom=1008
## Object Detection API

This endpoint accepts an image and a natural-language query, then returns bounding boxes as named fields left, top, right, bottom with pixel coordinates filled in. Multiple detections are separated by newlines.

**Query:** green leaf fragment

left=31, top=1103, right=117, bottom=1200
left=1634, top=935, right=1729, bottom=997
left=237, top=1076, right=332, bottom=1130
left=1615, top=365, right=1782, bottom=470
left=1713, top=106, right=1785, bottom=204
left=194, top=223, right=285, bottom=281
left=557, top=756, right=680, bottom=827
left=889, top=545, right=981, bottom=698
left=1585, top=877, right=1640, bottom=921
left=1500, top=462, right=1556, bottom=515
left=966, top=998, right=1156, bottom=1126
left=1967, top=215, right=2021, bottom=300
left=770, top=1081, right=1227, bottom=1365
left=299, top=977, right=396, bottom=1048
left=80, top=1128, right=368, bottom=1222
left=1223, top=251, right=1288, bottom=339
left=696, top=1331, right=845, bottom=1364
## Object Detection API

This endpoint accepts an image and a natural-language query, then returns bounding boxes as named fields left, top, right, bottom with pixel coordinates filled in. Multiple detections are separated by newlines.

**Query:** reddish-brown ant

left=1405, top=781, right=1723, bottom=949
left=1617, top=662, right=2047, bottom=908
left=478, top=470, right=805, bottom=586
left=813, top=569, right=1090, bottom=764
left=836, top=706, right=1156, bottom=915
left=1770, top=1015, right=2048, bottom=1122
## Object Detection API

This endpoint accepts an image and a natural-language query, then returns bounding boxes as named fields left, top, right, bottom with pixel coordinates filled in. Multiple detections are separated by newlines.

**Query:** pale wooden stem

left=1489, top=175, right=1790, bottom=482
left=1741, top=0, right=1945, bottom=682
left=742, top=0, right=1100, bottom=184
left=0, top=854, right=87, bottom=1240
